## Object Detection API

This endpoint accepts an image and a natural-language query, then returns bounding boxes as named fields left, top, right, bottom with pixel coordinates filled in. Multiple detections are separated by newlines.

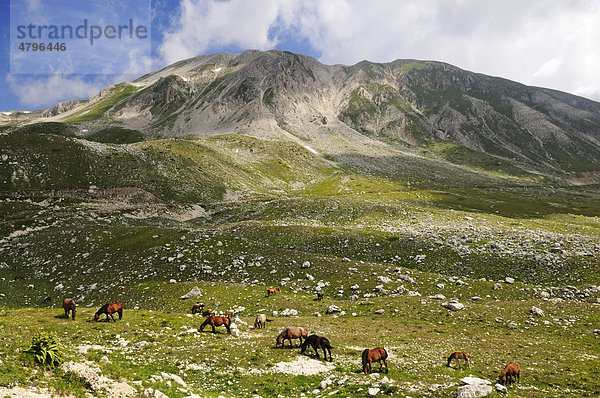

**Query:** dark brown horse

left=191, top=302, right=204, bottom=314
left=62, top=298, right=76, bottom=320
left=499, top=362, right=520, bottom=385
left=300, top=334, right=333, bottom=361
left=199, top=316, right=231, bottom=334
left=447, top=351, right=472, bottom=369
left=94, top=302, right=123, bottom=322
left=362, top=347, right=388, bottom=374
left=316, top=291, right=324, bottom=301
left=275, top=327, right=307, bottom=348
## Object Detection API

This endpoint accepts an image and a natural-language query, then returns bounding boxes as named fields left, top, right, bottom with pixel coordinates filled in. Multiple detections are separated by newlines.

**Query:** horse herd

left=60, top=296, right=521, bottom=385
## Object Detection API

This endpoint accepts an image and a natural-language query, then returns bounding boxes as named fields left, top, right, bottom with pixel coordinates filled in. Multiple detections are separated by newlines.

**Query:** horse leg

left=110, top=313, right=116, bottom=322
left=328, top=348, right=332, bottom=362
left=384, top=359, right=388, bottom=374
left=118, top=309, right=123, bottom=320
left=226, top=324, right=231, bottom=334
left=379, top=360, right=384, bottom=373
left=212, top=325, right=216, bottom=333
left=517, top=372, right=520, bottom=384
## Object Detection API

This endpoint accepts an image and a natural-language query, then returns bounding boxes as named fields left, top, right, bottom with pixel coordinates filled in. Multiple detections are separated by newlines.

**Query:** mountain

left=3, top=49, right=600, bottom=185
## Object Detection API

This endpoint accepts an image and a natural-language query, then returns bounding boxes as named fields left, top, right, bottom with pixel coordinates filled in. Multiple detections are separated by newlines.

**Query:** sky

left=1, top=0, right=600, bottom=110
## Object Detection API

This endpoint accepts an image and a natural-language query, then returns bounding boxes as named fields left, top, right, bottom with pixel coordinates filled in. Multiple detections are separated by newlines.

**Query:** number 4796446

left=18, top=42, right=66, bottom=51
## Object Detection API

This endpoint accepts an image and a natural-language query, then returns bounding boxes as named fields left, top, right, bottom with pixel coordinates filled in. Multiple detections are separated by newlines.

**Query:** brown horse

left=499, top=362, right=520, bottom=385
left=62, top=298, right=76, bottom=320
left=199, top=316, right=231, bottom=334
left=202, top=309, right=212, bottom=317
left=300, top=334, right=333, bottom=361
left=447, top=351, right=472, bottom=369
left=275, top=327, right=307, bottom=348
left=267, top=287, right=281, bottom=297
left=191, top=302, right=204, bottom=314
left=94, top=302, right=123, bottom=322
left=362, top=347, right=388, bottom=374
left=254, top=313, right=273, bottom=329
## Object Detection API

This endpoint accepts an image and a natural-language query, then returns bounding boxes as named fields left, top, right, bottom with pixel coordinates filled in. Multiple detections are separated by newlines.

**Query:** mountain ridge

left=3, top=49, right=600, bottom=180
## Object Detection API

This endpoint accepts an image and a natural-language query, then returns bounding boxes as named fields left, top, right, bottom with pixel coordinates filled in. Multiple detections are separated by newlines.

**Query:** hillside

left=1, top=51, right=600, bottom=397
left=4, top=50, right=600, bottom=180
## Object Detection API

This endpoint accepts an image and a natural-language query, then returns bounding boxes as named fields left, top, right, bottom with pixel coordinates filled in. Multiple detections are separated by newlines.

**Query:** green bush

left=24, top=331, right=64, bottom=368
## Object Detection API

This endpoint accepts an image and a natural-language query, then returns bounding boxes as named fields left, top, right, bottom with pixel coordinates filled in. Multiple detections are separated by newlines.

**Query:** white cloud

left=159, top=0, right=600, bottom=101
left=158, top=0, right=286, bottom=65
left=6, top=75, right=106, bottom=109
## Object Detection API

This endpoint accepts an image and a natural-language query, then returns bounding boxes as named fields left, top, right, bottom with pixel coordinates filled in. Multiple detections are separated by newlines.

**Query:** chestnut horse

left=499, top=362, right=520, bottom=385
left=300, top=334, right=333, bottom=361
left=199, top=315, right=231, bottom=334
left=62, top=298, right=76, bottom=320
left=275, top=327, right=307, bottom=348
left=94, top=302, right=123, bottom=322
left=362, top=347, right=388, bottom=374
left=447, top=351, right=472, bottom=369
left=267, top=287, right=280, bottom=297
left=254, top=313, right=273, bottom=329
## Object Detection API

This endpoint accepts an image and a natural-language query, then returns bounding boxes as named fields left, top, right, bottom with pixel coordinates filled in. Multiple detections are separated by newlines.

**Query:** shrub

left=24, top=331, right=64, bottom=368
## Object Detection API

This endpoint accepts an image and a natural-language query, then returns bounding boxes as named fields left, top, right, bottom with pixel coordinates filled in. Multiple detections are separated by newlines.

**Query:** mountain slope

left=4, top=50, right=600, bottom=179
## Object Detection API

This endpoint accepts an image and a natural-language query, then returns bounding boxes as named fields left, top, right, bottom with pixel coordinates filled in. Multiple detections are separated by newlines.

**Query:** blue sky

left=2, top=0, right=600, bottom=111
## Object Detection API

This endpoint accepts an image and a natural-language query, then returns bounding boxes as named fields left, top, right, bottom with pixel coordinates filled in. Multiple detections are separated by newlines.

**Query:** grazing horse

left=447, top=351, right=472, bottom=369
left=362, top=347, right=388, bottom=374
left=201, top=309, right=212, bottom=317
left=267, top=287, right=280, bottom=297
left=44, top=296, right=53, bottom=303
left=275, top=327, right=307, bottom=348
left=14, top=275, right=24, bottom=281
left=199, top=315, right=231, bottom=334
left=94, top=302, right=123, bottom=322
left=62, top=298, right=76, bottom=320
left=300, top=334, right=333, bottom=361
left=191, top=302, right=204, bottom=314
left=254, top=313, right=273, bottom=329
left=316, top=291, right=324, bottom=301
left=499, top=362, right=520, bottom=386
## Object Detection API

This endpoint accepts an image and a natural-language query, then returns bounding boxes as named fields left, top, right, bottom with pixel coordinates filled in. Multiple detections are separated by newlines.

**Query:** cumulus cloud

left=159, top=0, right=600, bottom=101
left=6, top=75, right=106, bottom=108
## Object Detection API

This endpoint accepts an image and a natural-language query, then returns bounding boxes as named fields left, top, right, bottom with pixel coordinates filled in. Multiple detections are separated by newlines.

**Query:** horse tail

left=118, top=308, right=123, bottom=320
left=381, top=348, right=388, bottom=360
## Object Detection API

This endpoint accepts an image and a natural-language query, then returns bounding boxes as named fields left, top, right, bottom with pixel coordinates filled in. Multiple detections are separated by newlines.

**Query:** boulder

left=368, top=387, right=380, bottom=396
left=530, top=306, right=544, bottom=317
left=280, top=308, right=298, bottom=316
left=301, top=261, right=311, bottom=268
left=180, top=286, right=202, bottom=300
left=443, top=300, right=464, bottom=311
left=493, top=283, right=502, bottom=290
left=326, top=305, right=341, bottom=314
left=495, top=383, right=507, bottom=393
left=504, top=277, right=515, bottom=284
left=456, top=384, right=492, bottom=397
left=376, top=276, right=392, bottom=284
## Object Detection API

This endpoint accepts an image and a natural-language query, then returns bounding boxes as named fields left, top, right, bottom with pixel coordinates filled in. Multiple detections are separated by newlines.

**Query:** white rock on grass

left=376, top=276, right=392, bottom=284
left=495, top=383, right=507, bottom=393
left=457, top=377, right=493, bottom=397
left=143, top=388, right=169, bottom=398
left=493, top=283, right=502, bottom=290
left=180, top=286, right=202, bottom=299
left=301, top=261, right=311, bottom=268
left=161, top=372, right=187, bottom=387
left=368, top=387, right=380, bottom=396
left=456, top=384, right=492, bottom=397
left=504, top=277, right=515, bottom=284
left=530, top=306, right=545, bottom=317
left=326, top=305, right=341, bottom=314
left=280, top=308, right=298, bottom=316
left=306, top=273, right=315, bottom=281
left=443, top=299, right=464, bottom=311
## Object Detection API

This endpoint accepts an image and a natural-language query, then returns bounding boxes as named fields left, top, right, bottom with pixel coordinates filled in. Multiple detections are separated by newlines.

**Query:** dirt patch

left=0, top=386, right=74, bottom=398
left=272, top=356, right=334, bottom=376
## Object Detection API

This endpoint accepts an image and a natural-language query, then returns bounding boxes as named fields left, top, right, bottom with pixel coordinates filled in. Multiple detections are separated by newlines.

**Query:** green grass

left=65, top=83, right=140, bottom=123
